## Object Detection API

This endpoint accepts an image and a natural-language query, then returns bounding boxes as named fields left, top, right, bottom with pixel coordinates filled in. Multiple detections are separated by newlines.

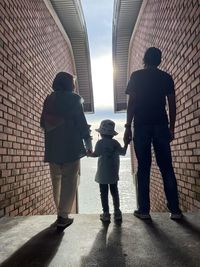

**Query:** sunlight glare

left=91, top=54, right=114, bottom=109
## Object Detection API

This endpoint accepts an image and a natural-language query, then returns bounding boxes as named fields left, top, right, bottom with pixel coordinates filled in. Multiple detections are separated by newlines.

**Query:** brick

left=196, top=193, right=200, bottom=202
left=10, top=209, right=19, bottom=216
left=0, top=148, right=7, bottom=155
left=19, top=205, right=25, bottom=214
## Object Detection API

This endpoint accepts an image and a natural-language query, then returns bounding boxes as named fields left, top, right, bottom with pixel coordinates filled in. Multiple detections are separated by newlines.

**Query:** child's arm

left=87, top=140, right=100, bottom=157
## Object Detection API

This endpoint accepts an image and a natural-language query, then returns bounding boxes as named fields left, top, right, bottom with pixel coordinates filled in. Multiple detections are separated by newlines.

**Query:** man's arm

left=123, top=94, right=135, bottom=144
left=167, top=94, right=176, bottom=141
left=126, top=94, right=135, bottom=125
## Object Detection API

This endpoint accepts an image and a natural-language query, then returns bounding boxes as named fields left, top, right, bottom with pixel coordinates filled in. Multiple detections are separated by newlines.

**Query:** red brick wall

left=129, top=0, right=200, bottom=211
left=0, top=0, right=75, bottom=217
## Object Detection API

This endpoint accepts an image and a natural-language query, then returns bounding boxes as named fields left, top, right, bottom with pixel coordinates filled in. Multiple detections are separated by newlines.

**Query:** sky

left=81, top=0, right=127, bottom=144
left=81, top=0, right=115, bottom=111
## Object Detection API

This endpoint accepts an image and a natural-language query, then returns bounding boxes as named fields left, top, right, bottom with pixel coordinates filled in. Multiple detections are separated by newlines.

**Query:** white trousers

left=49, top=160, right=80, bottom=218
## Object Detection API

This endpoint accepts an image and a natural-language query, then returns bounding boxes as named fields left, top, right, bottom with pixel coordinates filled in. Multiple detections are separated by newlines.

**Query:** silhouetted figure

left=40, top=72, right=92, bottom=230
left=89, top=120, right=128, bottom=222
left=124, top=47, right=182, bottom=220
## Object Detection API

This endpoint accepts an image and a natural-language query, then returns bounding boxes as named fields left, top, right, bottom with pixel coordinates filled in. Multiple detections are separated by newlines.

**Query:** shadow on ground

left=0, top=226, right=64, bottom=267
left=141, top=217, right=200, bottom=267
left=81, top=221, right=127, bottom=267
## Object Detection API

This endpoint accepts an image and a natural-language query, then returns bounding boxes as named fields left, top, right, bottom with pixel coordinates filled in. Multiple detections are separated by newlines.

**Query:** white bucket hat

left=95, top=119, right=118, bottom=136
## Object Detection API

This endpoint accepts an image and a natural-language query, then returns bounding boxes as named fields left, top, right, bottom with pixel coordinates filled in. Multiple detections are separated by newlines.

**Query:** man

left=124, top=47, right=182, bottom=220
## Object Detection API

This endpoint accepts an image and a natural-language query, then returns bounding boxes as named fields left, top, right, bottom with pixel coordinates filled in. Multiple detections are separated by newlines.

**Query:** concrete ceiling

left=113, top=0, right=143, bottom=112
left=50, top=0, right=94, bottom=113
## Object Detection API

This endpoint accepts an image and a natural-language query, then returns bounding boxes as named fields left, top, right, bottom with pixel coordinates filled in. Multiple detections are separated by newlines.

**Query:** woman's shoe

left=57, top=216, right=74, bottom=232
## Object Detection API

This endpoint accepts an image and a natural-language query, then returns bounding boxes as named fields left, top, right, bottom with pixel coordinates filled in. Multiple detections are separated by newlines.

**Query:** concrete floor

left=0, top=213, right=199, bottom=267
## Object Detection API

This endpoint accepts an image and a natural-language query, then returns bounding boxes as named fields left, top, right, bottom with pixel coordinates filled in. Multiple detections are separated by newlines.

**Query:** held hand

left=123, top=128, right=132, bottom=145
left=86, top=149, right=93, bottom=157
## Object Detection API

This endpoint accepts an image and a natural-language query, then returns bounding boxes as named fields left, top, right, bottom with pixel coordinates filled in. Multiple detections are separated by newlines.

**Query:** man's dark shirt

left=126, top=68, right=175, bottom=125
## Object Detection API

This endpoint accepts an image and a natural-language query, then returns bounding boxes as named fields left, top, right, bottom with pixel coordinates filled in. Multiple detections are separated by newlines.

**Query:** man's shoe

left=57, top=216, right=74, bottom=229
left=133, top=210, right=151, bottom=220
left=170, top=212, right=183, bottom=220
left=100, top=212, right=111, bottom=222
left=114, top=210, right=122, bottom=221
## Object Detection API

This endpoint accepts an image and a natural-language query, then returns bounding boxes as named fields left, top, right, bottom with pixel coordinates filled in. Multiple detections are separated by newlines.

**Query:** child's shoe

left=100, top=212, right=111, bottom=222
left=114, top=210, right=122, bottom=221
left=133, top=210, right=151, bottom=220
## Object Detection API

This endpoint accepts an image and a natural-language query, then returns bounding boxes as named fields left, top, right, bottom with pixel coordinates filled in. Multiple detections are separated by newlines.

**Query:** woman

left=40, top=72, right=92, bottom=230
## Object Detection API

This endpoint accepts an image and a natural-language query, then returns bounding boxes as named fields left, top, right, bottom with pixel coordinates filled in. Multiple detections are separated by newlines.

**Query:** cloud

left=81, top=0, right=114, bottom=57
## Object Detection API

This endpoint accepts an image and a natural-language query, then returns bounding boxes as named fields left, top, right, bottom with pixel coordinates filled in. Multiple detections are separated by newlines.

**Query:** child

left=89, top=119, right=128, bottom=222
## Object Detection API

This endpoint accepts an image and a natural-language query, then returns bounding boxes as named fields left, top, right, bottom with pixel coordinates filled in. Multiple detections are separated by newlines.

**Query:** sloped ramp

left=0, top=213, right=199, bottom=267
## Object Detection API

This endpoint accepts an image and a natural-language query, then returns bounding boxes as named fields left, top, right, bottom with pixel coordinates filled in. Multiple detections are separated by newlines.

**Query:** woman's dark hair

left=52, top=72, right=74, bottom=91
left=143, top=47, right=162, bottom=67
